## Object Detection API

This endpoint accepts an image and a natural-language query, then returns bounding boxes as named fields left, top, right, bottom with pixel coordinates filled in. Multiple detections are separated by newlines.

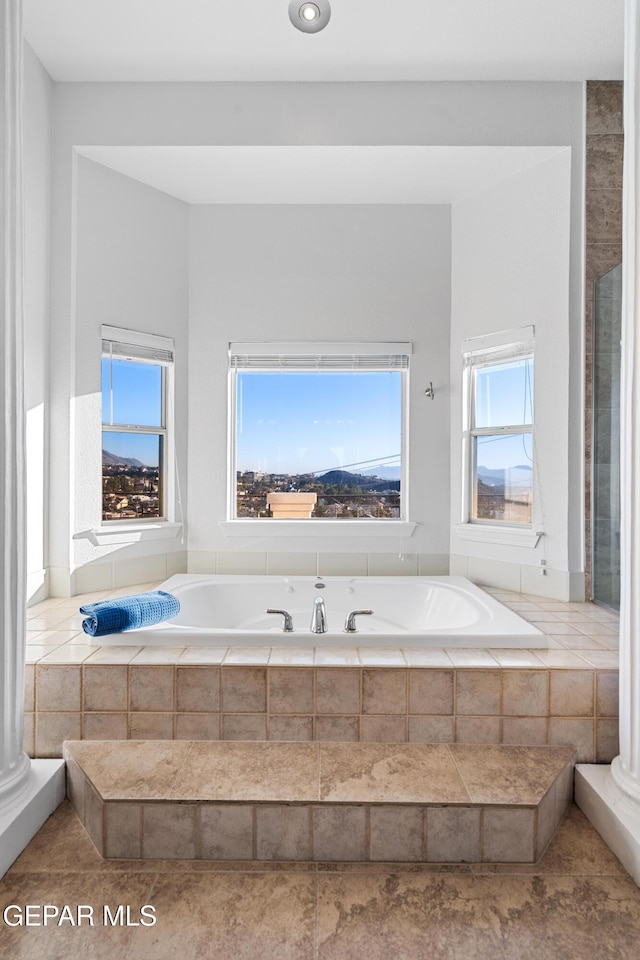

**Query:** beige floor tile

left=449, top=744, right=574, bottom=805
left=480, top=874, right=640, bottom=959
left=64, top=740, right=193, bottom=800
left=319, top=742, right=469, bottom=803
left=6, top=801, right=640, bottom=960
left=316, top=872, right=504, bottom=959
left=126, top=872, right=316, bottom=960
left=169, top=740, right=319, bottom=801
left=0, top=871, right=157, bottom=960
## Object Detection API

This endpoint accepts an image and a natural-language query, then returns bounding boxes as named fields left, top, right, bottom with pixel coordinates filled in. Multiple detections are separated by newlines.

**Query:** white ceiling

left=76, top=145, right=569, bottom=205
left=24, top=0, right=623, bottom=83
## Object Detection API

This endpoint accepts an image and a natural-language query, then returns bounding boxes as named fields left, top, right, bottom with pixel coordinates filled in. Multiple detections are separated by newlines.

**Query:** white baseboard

left=26, top=568, right=49, bottom=605
left=0, top=759, right=66, bottom=878
left=450, top=554, right=584, bottom=601
left=575, top=764, right=640, bottom=887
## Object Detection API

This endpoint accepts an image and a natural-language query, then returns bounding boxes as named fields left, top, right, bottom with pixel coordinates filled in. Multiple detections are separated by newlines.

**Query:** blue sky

left=475, top=359, right=534, bottom=472
left=100, top=356, right=533, bottom=476
left=236, top=371, right=402, bottom=475
left=102, top=358, right=162, bottom=466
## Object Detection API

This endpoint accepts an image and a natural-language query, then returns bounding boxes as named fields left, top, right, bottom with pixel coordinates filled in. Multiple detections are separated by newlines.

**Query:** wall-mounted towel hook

left=424, top=382, right=435, bottom=399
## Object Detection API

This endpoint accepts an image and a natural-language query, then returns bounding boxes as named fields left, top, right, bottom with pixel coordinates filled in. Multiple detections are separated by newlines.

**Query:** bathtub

left=97, top=575, right=546, bottom=648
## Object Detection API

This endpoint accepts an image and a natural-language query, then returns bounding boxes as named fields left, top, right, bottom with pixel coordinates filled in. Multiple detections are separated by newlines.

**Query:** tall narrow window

left=464, top=329, right=534, bottom=525
left=101, top=327, right=174, bottom=522
left=228, top=342, right=410, bottom=520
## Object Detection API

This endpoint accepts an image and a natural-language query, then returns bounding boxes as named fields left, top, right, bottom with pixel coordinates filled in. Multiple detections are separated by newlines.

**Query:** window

left=228, top=342, right=411, bottom=520
left=101, top=326, right=174, bottom=522
left=463, top=328, right=534, bottom=525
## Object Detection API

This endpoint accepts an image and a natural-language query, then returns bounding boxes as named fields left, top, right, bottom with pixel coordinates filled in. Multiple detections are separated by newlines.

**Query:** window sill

left=219, top=520, right=417, bottom=539
left=75, top=522, right=183, bottom=547
left=452, top=523, right=542, bottom=549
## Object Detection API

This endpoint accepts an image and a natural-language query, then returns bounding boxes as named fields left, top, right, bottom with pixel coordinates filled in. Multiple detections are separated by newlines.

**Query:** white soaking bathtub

left=95, top=575, right=546, bottom=648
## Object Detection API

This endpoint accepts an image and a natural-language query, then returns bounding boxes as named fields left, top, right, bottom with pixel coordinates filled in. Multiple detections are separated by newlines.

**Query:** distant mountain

left=477, top=464, right=532, bottom=488
left=360, top=466, right=401, bottom=480
left=318, top=469, right=400, bottom=491
left=102, top=449, right=147, bottom=468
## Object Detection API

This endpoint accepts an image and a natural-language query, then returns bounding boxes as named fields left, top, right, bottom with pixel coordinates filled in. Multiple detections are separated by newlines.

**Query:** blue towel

left=80, top=590, right=180, bottom=637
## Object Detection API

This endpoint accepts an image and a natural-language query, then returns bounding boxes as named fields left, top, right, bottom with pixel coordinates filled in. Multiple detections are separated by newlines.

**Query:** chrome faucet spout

left=310, top=596, right=327, bottom=634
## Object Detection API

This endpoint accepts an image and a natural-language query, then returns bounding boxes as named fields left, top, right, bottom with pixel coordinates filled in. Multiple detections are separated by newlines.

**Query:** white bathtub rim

left=89, top=575, right=547, bottom=649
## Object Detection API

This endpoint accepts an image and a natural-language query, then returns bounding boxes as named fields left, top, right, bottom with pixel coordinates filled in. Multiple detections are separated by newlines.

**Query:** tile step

left=63, top=740, right=575, bottom=864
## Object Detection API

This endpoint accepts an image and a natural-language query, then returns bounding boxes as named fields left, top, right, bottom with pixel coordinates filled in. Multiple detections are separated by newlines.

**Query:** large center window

left=228, top=342, right=410, bottom=520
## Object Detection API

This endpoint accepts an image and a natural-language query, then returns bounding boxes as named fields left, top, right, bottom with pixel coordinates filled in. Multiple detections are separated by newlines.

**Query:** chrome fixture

left=266, top=609, right=294, bottom=632
left=310, top=595, right=327, bottom=633
left=424, top=382, right=435, bottom=399
left=289, top=0, right=331, bottom=33
left=344, top=610, right=373, bottom=633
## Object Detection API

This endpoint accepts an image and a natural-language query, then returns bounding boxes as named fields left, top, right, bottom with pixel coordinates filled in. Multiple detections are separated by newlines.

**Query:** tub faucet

left=344, top=609, right=373, bottom=633
left=310, top=595, right=327, bottom=634
left=266, top=609, right=294, bottom=632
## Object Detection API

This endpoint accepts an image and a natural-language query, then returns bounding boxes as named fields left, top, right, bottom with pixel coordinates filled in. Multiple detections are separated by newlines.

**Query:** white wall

left=450, top=150, right=578, bottom=597
left=67, top=157, right=189, bottom=592
left=188, top=204, right=451, bottom=558
left=23, top=43, right=52, bottom=602
left=46, top=81, right=585, bottom=593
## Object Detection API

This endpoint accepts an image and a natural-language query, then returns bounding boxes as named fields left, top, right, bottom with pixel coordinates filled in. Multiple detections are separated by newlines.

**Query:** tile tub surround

left=25, top=586, right=620, bottom=762
left=63, top=740, right=575, bottom=864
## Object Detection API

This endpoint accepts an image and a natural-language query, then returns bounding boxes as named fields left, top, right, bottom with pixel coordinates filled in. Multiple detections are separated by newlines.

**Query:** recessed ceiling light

left=289, top=0, right=331, bottom=33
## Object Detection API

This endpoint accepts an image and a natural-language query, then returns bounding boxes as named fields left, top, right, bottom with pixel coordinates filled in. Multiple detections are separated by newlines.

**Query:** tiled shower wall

left=585, top=81, right=624, bottom=598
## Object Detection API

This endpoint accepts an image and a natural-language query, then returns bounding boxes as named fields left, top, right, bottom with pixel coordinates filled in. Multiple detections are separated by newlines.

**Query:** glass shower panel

left=592, top=263, right=622, bottom=609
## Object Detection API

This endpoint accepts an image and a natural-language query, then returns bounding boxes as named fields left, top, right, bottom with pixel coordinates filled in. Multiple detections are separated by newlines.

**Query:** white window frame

left=456, top=326, right=542, bottom=548
left=222, top=341, right=416, bottom=539
left=100, top=325, right=175, bottom=527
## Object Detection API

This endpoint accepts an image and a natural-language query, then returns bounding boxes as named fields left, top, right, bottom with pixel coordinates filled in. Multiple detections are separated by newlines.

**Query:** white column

left=0, top=0, right=65, bottom=878
left=575, top=0, right=640, bottom=886
left=613, top=0, right=640, bottom=803
left=0, top=0, right=30, bottom=806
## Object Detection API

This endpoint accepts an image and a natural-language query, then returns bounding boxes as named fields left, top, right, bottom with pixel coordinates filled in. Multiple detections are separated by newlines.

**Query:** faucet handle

left=344, top=610, right=373, bottom=633
left=266, top=609, right=294, bottom=632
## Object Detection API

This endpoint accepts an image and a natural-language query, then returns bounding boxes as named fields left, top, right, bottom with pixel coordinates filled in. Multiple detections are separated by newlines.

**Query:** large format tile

left=316, top=873, right=504, bottom=960
left=63, top=740, right=192, bottom=800
left=170, top=740, right=319, bottom=801
left=319, top=742, right=468, bottom=803
left=449, top=744, right=575, bottom=804
left=483, top=874, right=640, bottom=960
left=126, top=872, right=316, bottom=960
left=5, top=799, right=640, bottom=959
left=0, top=870, right=156, bottom=960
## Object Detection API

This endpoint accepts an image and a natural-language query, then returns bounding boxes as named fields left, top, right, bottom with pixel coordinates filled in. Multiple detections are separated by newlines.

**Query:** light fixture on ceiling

left=289, top=0, right=331, bottom=33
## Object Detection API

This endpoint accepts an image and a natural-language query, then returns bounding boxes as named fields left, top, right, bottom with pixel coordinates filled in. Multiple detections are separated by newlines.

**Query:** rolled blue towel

left=80, top=590, right=180, bottom=638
